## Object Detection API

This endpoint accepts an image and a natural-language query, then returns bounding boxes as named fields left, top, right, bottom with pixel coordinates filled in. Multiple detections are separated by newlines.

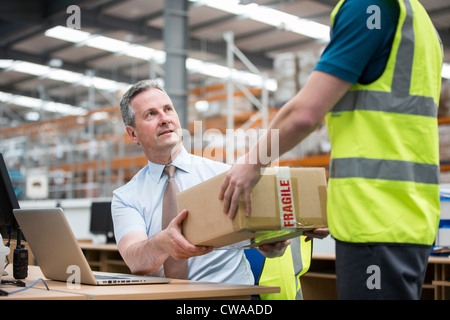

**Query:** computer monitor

left=0, top=153, right=20, bottom=238
left=90, top=201, right=115, bottom=244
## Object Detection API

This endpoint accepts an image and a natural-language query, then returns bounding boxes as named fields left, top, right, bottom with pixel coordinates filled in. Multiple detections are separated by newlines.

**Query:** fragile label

left=275, top=167, right=297, bottom=229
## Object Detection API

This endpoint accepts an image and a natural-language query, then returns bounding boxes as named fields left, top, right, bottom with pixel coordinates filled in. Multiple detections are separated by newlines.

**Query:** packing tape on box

left=275, top=166, right=300, bottom=230
left=240, top=167, right=326, bottom=231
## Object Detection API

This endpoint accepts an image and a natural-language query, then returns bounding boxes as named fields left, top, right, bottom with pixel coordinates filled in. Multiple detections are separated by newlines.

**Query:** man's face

left=126, top=88, right=182, bottom=162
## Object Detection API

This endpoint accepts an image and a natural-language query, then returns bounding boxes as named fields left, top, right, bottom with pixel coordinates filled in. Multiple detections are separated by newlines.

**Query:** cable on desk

left=2, top=278, right=49, bottom=296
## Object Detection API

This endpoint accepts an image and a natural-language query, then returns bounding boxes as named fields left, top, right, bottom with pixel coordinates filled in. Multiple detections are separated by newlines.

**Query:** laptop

left=13, top=208, right=171, bottom=286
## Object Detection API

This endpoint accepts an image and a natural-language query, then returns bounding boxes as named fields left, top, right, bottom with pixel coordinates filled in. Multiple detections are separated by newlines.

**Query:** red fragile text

left=279, top=179, right=295, bottom=228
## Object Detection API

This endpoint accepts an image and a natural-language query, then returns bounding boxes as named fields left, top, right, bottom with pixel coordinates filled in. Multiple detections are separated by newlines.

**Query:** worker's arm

left=219, top=71, right=352, bottom=219
left=117, top=209, right=212, bottom=275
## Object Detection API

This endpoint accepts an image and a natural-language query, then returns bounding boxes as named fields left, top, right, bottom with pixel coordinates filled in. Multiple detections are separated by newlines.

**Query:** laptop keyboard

left=94, top=274, right=128, bottom=280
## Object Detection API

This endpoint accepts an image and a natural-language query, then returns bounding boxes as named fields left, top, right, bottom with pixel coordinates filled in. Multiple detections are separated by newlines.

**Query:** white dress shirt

left=112, top=147, right=254, bottom=284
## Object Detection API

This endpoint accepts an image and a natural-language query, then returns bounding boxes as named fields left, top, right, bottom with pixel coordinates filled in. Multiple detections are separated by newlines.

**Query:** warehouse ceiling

left=0, top=0, right=449, bottom=126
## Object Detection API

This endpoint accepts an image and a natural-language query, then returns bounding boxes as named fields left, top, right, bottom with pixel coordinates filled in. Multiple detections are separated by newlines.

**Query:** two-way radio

left=12, top=227, right=28, bottom=279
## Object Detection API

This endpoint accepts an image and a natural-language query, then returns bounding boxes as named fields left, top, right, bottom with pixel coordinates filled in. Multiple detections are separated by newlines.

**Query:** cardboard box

left=178, top=167, right=328, bottom=248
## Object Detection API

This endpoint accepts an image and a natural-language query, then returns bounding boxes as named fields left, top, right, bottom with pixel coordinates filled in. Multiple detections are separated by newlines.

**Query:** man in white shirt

left=112, top=79, right=288, bottom=284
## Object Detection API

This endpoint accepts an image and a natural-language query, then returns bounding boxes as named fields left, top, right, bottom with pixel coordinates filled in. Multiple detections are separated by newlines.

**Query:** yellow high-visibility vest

left=326, top=0, right=443, bottom=245
left=257, top=236, right=311, bottom=300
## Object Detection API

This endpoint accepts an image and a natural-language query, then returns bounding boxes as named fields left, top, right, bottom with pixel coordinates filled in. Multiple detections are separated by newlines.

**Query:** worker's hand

left=303, top=228, right=329, bottom=242
left=162, top=209, right=213, bottom=260
left=257, top=240, right=291, bottom=258
left=219, top=156, right=262, bottom=219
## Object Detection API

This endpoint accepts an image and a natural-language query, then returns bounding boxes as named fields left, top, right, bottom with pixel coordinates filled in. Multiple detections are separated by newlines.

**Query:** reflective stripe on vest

left=258, top=236, right=311, bottom=300
left=326, top=0, right=442, bottom=245
left=330, top=158, right=439, bottom=185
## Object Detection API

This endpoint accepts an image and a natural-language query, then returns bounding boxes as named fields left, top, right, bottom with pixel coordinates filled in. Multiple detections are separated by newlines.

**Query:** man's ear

left=125, top=126, right=139, bottom=144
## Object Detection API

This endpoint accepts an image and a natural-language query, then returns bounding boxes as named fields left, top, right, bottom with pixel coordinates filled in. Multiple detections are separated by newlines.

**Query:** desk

left=1, top=265, right=279, bottom=300
left=1, top=266, right=86, bottom=300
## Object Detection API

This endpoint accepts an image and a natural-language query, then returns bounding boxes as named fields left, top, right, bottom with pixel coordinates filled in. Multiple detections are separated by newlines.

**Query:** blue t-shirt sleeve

left=314, top=0, right=399, bottom=84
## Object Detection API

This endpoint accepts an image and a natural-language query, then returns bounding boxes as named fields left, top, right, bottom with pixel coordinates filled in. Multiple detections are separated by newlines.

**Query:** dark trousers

left=335, top=240, right=431, bottom=300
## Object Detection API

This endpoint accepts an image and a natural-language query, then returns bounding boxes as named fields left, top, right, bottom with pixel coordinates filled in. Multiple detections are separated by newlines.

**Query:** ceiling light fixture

left=190, top=0, right=330, bottom=41
left=0, top=59, right=130, bottom=92
left=45, top=26, right=277, bottom=91
left=0, top=91, right=86, bottom=116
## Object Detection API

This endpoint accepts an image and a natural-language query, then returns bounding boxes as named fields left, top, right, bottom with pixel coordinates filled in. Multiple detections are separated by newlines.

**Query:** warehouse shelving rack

left=0, top=104, right=449, bottom=201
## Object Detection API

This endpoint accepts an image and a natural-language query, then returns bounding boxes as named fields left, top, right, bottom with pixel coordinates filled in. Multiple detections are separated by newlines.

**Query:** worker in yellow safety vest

left=246, top=230, right=328, bottom=300
left=258, top=236, right=311, bottom=300
left=220, top=0, right=442, bottom=300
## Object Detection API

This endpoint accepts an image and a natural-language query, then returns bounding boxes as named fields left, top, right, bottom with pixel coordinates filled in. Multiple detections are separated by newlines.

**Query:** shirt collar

left=147, top=146, right=192, bottom=183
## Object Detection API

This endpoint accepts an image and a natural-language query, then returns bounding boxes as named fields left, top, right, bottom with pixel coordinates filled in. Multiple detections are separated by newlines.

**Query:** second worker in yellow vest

left=219, top=0, right=443, bottom=300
